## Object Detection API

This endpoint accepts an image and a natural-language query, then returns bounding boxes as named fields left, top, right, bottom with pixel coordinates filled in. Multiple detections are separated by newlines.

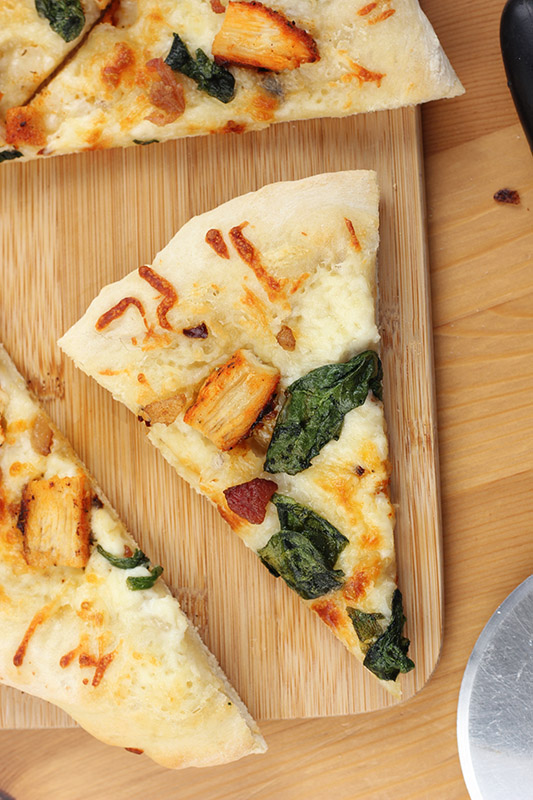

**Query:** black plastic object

left=501, top=0, right=533, bottom=152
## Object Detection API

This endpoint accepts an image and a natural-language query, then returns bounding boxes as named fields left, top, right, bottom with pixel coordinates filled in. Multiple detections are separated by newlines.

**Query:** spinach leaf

left=165, top=33, right=235, bottom=103
left=363, top=590, right=415, bottom=681
left=35, top=0, right=85, bottom=42
left=264, top=350, right=383, bottom=475
left=96, top=544, right=149, bottom=570
left=133, top=139, right=159, bottom=145
left=347, top=607, right=385, bottom=647
left=0, top=150, right=23, bottom=163
left=127, top=565, right=164, bottom=591
left=271, top=494, right=348, bottom=568
left=258, top=530, right=344, bottom=600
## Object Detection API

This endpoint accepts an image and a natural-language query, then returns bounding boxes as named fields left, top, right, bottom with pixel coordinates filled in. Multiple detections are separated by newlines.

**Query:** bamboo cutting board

left=0, top=106, right=442, bottom=725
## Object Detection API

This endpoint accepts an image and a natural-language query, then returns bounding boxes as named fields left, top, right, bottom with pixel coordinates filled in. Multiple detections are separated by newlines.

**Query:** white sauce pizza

left=0, top=0, right=463, bottom=162
left=0, top=343, right=265, bottom=768
left=59, top=171, right=415, bottom=696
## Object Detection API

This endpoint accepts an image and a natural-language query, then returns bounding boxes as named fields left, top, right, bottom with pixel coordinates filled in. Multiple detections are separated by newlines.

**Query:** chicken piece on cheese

left=184, top=349, right=280, bottom=450
left=211, top=1, right=320, bottom=71
left=20, top=476, right=92, bottom=569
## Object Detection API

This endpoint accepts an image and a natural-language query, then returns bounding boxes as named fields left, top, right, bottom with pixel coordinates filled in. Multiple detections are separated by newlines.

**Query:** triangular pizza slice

left=59, top=171, right=415, bottom=696
left=2, top=0, right=462, bottom=161
left=0, top=344, right=265, bottom=768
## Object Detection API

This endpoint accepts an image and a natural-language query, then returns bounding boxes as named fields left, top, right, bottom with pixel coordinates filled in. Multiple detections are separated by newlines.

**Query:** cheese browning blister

left=59, top=171, right=415, bottom=695
left=0, top=345, right=265, bottom=768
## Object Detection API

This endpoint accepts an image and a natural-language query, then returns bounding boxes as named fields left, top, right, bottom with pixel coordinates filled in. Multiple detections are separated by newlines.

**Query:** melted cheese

left=0, top=0, right=106, bottom=122
left=4, top=0, right=462, bottom=158
left=0, top=344, right=265, bottom=767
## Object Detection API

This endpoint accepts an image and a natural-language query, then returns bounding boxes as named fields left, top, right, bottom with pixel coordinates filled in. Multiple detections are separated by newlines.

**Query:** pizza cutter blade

left=457, top=575, right=533, bottom=799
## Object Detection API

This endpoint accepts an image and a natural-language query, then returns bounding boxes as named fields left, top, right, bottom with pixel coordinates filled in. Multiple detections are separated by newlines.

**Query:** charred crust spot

left=138, top=265, right=178, bottom=330
left=91, top=494, right=104, bottom=509
left=205, top=229, right=230, bottom=259
left=354, top=465, right=366, bottom=476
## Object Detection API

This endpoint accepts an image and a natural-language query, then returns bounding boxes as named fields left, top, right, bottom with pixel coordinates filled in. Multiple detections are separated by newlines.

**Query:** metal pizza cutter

left=456, top=1, right=533, bottom=796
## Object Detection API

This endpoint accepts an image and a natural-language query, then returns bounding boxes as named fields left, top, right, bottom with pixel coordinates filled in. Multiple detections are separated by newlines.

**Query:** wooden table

left=1, top=0, right=532, bottom=796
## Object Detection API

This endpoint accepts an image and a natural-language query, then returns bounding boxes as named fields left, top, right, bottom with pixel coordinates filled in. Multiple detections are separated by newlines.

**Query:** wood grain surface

left=0, top=103, right=440, bottom=723
left=1, top=0, right=532, bottom=796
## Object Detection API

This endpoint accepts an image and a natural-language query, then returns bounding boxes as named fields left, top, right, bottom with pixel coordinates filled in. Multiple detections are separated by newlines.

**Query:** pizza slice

left=0, top=0, right=111, bottom=159
left=0, top=344, right=265, bottom=768
left=2, top=0, right=462, bottom=161
left=59, top=171, right=415, bottom=696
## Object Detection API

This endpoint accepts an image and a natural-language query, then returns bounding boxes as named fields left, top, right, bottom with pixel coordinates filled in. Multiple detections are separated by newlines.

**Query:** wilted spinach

left=362, top=590, right=415, bottom=681
left=127, top=565, right=164, bottom=591
left=271, top=494, right=348, bottom=567
left=347, top=607, right=385, bottom=648
left=264, top=350, right=383, bottom=475
left=258, top=495, right=348, bottom=599
left=96, top=544, right=149, bottom=570
left=35, top=0, right=85, bottom=42
left=96, top=544, right=163, bottom=590
left=258, top=530, right=344, bottom=600
left=0, top=150, right=23, bottom=163
left=165, top=33, right=235, bottom=103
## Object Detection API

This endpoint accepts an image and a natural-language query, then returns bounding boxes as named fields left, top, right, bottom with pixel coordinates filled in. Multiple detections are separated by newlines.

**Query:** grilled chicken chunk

left=184, top=349, right=279, bottom=450
left=211, top=1, right=319, bottom=72
left=20, top=475, right=91, bottom=568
